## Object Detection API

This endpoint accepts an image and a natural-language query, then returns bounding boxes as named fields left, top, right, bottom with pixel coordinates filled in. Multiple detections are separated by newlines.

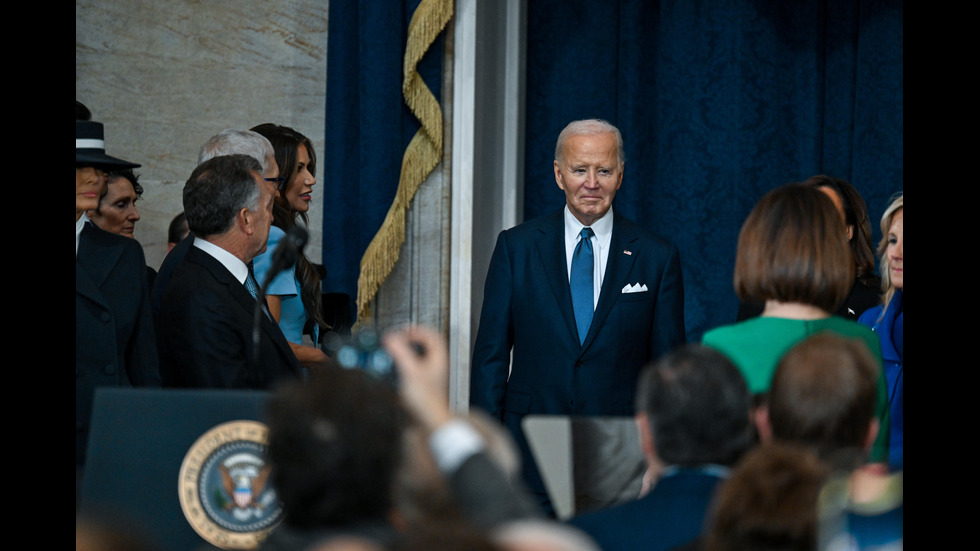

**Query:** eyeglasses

left=264, top=177, right=287, bottom=190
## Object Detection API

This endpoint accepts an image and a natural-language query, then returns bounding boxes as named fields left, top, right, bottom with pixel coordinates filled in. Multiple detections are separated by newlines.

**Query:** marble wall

left=76, top=0, right=327, bottom=270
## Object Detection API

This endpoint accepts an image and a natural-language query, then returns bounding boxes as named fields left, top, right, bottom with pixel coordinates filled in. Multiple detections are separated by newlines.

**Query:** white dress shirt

left=563, top=205, right=614, bottom=309
left=193, top=238, right=249, bottom=286
left=76, top=213, right=90, bottom=256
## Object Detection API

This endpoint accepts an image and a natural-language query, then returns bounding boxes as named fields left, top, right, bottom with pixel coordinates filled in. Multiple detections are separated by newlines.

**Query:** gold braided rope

left=354, top=0, right=453, bottom=326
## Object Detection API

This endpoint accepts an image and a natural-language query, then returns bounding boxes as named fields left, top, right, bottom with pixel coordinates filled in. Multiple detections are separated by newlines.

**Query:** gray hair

left=183, top=154, right=263, bottom=238
left=554, top=119, right=625, bottom=165
left=198, top=129, right=275, bottom=173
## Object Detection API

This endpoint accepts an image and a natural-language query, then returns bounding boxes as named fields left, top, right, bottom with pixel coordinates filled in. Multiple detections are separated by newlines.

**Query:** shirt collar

left=563, top=205, right=614, bottom=243
left=76, top=213, right=90, bottom=257
left=193, top=238, right=250, bottom=285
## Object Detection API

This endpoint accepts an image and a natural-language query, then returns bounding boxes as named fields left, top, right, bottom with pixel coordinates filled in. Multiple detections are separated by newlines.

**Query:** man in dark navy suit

left=157, top=154, right=301, bottom=388
left=470, top=119, right=686, bottom=512
left=567, top=345, right=753, bottom=551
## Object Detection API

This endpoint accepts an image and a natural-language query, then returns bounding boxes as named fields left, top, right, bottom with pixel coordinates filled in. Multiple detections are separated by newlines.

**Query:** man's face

left=554, top=132, right=623, bottom=226
left=247, top=171, right=276, bottom=260
left=89, top=177, right=141, bottom=237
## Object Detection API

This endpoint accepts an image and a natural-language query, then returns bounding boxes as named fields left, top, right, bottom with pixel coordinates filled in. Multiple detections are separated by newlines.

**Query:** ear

left=554, top=160, right=565, bottom=190
left=635, top=412, right=656, bottom=463
left=753, top=405, right=773, bottom=442
left=238, top=207, right=254, bottom=236
left=863, top=419, right=880, bottom=452
left=616, top=163, right=624, bottom=190
left=846, top=224, right=855, bottom=241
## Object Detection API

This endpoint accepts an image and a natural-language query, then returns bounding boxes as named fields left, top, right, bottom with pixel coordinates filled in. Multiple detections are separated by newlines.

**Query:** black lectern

left=79, top=388, right=274, bottom=551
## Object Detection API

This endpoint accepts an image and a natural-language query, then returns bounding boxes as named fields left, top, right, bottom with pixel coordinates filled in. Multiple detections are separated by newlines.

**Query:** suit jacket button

left=100, top=312, right=112, bottom=322
left=102, top=363, right=117, bottom=376
left=575, top=360, right=583, bottom=367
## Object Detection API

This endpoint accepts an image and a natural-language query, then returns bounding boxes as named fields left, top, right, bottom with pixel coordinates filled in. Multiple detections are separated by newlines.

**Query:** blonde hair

left=877, top=193, right=904, bottom=316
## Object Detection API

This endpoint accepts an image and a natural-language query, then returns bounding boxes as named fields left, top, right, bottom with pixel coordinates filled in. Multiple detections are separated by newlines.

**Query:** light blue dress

left=253, top=226, right=317, bottom=345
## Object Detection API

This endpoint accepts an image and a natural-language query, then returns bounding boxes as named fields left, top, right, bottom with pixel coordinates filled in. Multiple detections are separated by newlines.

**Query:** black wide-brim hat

left=76, top=120, right=141, bottom=170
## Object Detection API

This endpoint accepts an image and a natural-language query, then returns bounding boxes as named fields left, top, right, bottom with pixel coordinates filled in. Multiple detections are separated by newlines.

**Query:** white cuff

left=428, top=418, right=485, bottom=473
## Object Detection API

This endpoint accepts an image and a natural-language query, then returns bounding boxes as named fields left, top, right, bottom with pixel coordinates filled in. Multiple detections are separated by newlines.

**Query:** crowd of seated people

left=77, top=102, right=901, bottom=550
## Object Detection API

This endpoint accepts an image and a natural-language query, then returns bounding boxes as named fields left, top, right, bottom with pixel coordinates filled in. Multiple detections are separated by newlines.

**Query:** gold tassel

left=354, top=0, right=453, bottom=327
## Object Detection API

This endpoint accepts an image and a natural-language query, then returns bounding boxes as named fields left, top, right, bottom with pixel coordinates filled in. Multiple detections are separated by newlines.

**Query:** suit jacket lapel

left=536, top=212, right=580, bottom=344
left=186, top=247, right=293, bottom=359
left=582, top=214, right=638, bottom=350
left=76, top=224, right=123, bottom=309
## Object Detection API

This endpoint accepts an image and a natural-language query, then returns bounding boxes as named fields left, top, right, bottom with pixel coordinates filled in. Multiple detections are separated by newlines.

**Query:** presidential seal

left=179, top=420, right=283, bottom=549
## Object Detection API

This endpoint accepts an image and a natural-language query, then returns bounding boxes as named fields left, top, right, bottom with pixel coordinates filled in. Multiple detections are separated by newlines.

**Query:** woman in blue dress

left=251, top=123, right=330, bottom=370
left=859, top=193, right=903, bottom=471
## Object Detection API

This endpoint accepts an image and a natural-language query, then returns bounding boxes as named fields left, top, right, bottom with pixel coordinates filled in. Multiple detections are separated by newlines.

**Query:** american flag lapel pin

left=623, top=250, right=632, bottom=255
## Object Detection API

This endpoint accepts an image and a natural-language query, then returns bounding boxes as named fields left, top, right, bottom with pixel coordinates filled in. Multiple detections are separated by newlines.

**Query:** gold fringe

left=354, top=0, right=453, bottom=327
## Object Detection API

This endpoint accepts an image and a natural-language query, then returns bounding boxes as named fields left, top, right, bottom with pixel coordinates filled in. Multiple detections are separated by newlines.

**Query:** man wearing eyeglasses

left=151, top=129, right=281, bottom=320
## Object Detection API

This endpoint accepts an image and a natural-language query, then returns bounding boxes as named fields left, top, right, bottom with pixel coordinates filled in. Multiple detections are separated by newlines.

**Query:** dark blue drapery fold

left=524, top=0, right=902, bottom=340
left=324, top=0, right=902, bottom=340
left=322, top=0, right=443, bottom=321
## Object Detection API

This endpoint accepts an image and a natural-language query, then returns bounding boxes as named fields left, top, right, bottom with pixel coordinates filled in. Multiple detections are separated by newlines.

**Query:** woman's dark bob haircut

left=734, top=184, right=853, bottom=313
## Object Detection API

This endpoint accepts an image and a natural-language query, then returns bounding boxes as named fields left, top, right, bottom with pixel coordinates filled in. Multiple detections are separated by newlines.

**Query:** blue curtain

left=322, top=0, right=443, bottom=322
left=524, top=0, right=903, bottom=341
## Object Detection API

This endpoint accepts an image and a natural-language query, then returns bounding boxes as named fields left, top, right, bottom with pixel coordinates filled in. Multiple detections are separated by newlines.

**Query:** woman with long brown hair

left=251, top=123, right=330, bottom=369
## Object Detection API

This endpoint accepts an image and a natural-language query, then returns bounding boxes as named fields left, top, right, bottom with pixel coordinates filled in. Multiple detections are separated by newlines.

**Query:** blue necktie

left=245, top=262, right=273, bottom=321
left=570, top=227, right=595, bottom=344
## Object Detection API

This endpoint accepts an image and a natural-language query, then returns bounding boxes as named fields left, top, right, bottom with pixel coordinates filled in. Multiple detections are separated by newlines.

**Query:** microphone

left=262, top=224, right=309, bottom=289
left=250, top=224, right=310, bottom=382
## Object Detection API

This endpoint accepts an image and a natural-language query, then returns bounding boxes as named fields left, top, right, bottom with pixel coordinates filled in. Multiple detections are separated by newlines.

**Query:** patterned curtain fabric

left=524, top=0, right=903, bottom=340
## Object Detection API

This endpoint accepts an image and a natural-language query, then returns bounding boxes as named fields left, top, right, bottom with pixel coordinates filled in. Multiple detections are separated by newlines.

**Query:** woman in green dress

left=702, top=184, right=889, bottom=463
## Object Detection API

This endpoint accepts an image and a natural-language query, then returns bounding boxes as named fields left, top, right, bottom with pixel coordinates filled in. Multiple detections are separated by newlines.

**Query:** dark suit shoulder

left=164, top=247, right=236, bottom=301
left=501, top=210, right=564, bottom=239
left=152, top=233, right=195, bottom=315
left=81, top=223, right=147, bottom=263
left=613, top=213, right=677, bottom=251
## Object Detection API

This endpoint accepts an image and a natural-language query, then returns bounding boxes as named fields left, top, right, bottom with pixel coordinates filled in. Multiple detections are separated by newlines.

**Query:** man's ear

left=864, top=419, right=880, bottom=452
left=554, top=160, right=565, bottom=190
left=754, top=405, right=773, bottom=443
left=238, top=207, right=254, bottom=235
left=636, top=412, right=656, bottom=462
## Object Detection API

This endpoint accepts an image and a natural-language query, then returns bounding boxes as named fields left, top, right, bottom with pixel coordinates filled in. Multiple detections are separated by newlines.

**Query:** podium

left=522, top=415, right=646, bottom=520
left=79, top=388, right=275, bottom=551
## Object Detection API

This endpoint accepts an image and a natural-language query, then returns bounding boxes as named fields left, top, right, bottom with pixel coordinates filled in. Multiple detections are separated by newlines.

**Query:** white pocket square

left=621, top=283, right=648, bottom=293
